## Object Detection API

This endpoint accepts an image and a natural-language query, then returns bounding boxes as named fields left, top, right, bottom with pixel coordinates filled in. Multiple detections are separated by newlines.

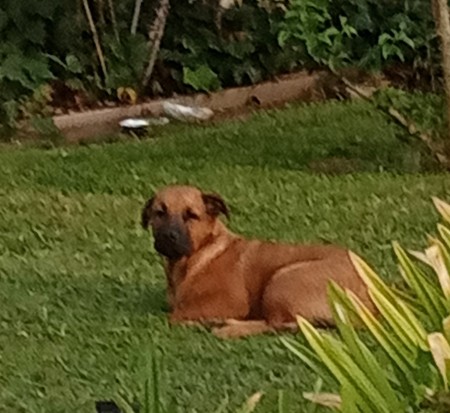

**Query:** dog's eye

left=154, top=209, right=166, bottom=218
left=184, top=209, right=199, bottom=221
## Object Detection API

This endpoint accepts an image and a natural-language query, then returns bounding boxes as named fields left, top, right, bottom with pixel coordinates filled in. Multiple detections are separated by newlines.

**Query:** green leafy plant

left=278, top=0, right=358, bottom=70
left=0, top=0, right=442, bottom=136
left=278, top=0, right=435, bottom=72
left=183, top=65, right=221, bottom=92
left=50, top=54, right=83, bottom=75
left=161, top=0, right=303, bottom=91
left=378, top=21, right=416, bottom=62
left=0, top=45, right=55, bottom=133
left=283, top=197, right=450, bottom=412
left=104, top=33, right=149, bottom=92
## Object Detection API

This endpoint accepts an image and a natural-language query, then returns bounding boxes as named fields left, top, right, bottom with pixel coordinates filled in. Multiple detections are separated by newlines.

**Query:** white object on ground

left=119, top=118, right=150, bottom=129
left=162, top=102, right=214, bottom=122
left=119, top=117, right=169, bottom=129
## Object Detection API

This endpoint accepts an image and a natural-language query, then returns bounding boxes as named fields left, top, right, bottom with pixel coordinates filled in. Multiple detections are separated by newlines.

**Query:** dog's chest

left=172, top=247, right=248, bottom=310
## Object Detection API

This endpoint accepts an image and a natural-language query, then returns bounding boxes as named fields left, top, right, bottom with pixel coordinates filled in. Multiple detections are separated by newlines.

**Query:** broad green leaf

left=183, top=65, right=220, bottom=92
left=400, top=36, right=415, bottom=49
left=24, top=58, right=55, bottom=83
left=378, top=33, right=392, bottom=45
left=0, top=54, right=35, bottom=89
left=65, top=54, right=83, bottom=74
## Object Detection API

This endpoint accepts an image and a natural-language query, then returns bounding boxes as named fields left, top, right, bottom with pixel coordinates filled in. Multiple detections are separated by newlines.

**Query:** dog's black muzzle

left=153, top=222, right=192, bottom=260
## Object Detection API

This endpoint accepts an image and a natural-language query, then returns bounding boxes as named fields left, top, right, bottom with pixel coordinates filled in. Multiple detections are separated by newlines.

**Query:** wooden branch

left=130, top=0, right=143, bottom=35
left=142, top=0, right=170, bottom=87
left=82, top=0, right=108, bottom=80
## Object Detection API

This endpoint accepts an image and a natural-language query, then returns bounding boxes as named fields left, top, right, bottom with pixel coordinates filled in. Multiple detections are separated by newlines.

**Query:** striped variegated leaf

left=433, top=197, right=450, bottom=224
left=428, top=333, right=450, bottom=390
left=425, top=244, right=450, bottom=301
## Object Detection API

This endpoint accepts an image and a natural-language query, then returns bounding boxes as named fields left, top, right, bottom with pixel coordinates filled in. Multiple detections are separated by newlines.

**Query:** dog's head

left=141, top=185, right=229, bottom=260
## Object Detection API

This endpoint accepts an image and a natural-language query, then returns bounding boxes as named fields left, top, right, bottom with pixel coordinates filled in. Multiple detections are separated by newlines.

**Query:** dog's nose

left=168, top=230, right=178, bottom=242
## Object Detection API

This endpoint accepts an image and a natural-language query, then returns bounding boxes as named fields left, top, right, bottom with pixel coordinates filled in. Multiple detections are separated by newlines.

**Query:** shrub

left=283, top=197, right=450, bottom=412
left=279, top=0, right=436, bottom=72
left=0, top=0, right=441, bottom=136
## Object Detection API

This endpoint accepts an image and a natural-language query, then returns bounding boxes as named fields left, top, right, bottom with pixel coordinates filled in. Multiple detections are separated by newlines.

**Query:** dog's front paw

left=169, top=315, right=199, bottom=327
left=212, top=325, right=254, bottom=339
left=212, top=320, right=275, bottom=339
left=169, top=314, right=228, bottom=329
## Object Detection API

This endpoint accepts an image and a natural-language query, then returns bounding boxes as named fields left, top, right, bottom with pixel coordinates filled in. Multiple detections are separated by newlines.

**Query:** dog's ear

left=141, top=197, right=155, bottom=229
left=202, top=192, right=229, bottom=219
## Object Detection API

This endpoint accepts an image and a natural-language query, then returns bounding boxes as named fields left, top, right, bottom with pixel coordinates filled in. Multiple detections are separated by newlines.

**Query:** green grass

left=0, top=100, right=449, bottom=412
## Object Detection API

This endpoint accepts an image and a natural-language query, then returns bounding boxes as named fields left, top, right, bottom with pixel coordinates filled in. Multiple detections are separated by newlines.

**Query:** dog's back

left=202, top=236, right=370, bottom=323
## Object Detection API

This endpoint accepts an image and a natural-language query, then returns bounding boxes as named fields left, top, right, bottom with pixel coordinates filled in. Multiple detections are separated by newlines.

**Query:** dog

left=141, top=185, right=374, bottom=339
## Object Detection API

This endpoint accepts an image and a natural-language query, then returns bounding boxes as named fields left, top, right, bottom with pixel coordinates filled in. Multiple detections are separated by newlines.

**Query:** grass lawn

left=0, top=100, right=449, bottom=412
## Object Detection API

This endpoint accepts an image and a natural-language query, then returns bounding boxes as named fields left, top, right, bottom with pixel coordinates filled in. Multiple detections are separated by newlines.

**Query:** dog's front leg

left=212, top=320, right=299, bottom=339
left=169, top=312, right=227, bottom=328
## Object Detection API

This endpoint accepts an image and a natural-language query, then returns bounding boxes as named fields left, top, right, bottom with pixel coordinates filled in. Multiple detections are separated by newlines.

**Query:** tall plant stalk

left=142, top=0, right=170, bottom=87
left=131, top=0, right=144, bottom=35
left=82, top=0, right=108, bottom=80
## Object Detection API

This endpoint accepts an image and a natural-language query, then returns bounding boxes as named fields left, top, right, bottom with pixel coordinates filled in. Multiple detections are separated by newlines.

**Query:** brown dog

left=141, top=185, right=374, bottom=338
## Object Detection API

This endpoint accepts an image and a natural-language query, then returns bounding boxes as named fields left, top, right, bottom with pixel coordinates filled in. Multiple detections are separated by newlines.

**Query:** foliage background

left=0, top=0, right=439, bottom=134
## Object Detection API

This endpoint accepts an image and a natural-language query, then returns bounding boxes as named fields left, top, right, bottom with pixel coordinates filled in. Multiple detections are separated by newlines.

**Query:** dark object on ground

left=95, top=401, right=123, bottom=413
